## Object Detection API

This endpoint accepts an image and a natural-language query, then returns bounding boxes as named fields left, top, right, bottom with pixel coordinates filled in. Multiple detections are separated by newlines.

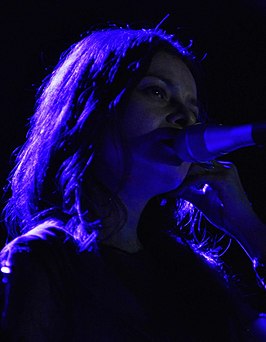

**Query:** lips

left=153, top=139, right=183, bottom=166
left=128, top=128, right=184, bottom=166
left=161, top=138, right=175, bottom=148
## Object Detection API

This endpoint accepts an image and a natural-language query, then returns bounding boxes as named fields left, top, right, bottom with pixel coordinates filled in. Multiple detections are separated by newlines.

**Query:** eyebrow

left=145, top=72, right=174, bottom=87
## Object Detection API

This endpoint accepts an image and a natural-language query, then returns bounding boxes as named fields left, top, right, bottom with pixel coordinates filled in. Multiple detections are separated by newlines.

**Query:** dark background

left=0, top=0, right=266, bottom=245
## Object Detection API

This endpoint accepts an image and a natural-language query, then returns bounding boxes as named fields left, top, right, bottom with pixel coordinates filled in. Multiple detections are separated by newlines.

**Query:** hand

left=175, top=160, right=261, bottom=239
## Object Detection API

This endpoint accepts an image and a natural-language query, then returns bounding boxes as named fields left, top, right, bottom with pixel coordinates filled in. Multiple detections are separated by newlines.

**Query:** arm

left=176, top=160, right=266, bottom=286
left=176, top=160, right=266, bottom=340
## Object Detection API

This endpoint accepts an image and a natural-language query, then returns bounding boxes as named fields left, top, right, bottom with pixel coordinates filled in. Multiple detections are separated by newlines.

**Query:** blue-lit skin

left=177, top=158, right=266, bottom=272
left=93, top=52, right=266, bottom=260
left=92, top=51, right=197, bottom=252
left=0, top=27, right=265, bottom=341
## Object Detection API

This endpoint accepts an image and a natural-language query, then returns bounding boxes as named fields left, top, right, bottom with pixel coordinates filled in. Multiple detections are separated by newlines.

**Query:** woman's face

left=123, top=51, right=198, bottom=140
left=94, top=50, right=199, bottom=195
left=121, top=50, right=198, bottom=165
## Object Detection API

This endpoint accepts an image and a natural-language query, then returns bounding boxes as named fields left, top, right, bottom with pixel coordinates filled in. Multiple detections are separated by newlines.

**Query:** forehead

left=146, top=51, right=197, bottom=94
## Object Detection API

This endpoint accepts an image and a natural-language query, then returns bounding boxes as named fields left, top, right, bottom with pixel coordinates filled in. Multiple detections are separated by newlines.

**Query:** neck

left=94, top=158, right=180, bottom=253
left=101, top=192, right=149, bottom=253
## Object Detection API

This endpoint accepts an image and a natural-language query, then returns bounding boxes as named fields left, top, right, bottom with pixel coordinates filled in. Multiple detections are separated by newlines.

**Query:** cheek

left=178, top=162, right=191, bottom=181
left=93, top=131, right=124, bottom=177
left=122, top=104, right=161, bottom=139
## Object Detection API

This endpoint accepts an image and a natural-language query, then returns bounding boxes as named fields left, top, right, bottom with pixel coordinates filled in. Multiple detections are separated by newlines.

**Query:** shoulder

left=0, top=226, right=78, bottom=340
left=0, top=224, right=78, bottom=281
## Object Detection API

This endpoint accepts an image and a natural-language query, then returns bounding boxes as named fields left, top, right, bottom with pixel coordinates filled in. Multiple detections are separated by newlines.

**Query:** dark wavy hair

left=2, top=25, right=228, bottom=259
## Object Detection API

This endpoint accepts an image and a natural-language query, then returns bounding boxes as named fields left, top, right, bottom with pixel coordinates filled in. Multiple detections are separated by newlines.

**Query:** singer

left=1, top=24, right=266, bottom=341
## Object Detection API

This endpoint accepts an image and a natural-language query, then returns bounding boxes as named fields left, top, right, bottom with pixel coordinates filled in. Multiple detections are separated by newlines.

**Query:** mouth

left=162, top=138, right=174, bottom=148
left=129, top=131, right=184, bottom=166
left=159, top=139, right=183, bottom=166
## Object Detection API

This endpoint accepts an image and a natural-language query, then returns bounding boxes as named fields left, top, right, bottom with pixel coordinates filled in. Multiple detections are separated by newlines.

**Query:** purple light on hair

left=1, top=266, right=11, bottom=274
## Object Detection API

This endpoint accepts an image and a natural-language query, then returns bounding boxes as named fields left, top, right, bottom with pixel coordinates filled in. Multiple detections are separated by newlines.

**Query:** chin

left=152, top=161, right=191, bottom=192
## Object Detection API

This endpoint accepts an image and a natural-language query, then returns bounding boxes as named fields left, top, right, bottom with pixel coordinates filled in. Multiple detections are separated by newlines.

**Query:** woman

left=0, top=25, right=266, bottom=341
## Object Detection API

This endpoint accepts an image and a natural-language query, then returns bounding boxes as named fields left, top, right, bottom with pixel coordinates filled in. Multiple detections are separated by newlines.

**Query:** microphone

left=173, top=122, right=266, bottom=162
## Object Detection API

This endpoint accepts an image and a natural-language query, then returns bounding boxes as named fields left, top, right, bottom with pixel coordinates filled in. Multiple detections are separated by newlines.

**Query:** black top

left=0, top=226, right=264, bottom=341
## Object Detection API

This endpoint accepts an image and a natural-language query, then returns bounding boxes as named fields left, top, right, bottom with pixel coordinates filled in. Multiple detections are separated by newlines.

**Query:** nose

left=166, top=107, right=197, bottom=129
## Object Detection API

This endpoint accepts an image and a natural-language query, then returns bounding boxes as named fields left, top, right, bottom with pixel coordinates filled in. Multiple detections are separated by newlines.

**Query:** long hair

left=2, top=25, right=226, bottom=257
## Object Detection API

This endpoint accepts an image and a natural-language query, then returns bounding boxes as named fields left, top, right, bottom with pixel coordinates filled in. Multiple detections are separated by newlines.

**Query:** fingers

left=188, top=160, right=235, bottom=178
left=176, top=160, right=236, bottom=197
left=178, top=159, right=248, bottom=209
